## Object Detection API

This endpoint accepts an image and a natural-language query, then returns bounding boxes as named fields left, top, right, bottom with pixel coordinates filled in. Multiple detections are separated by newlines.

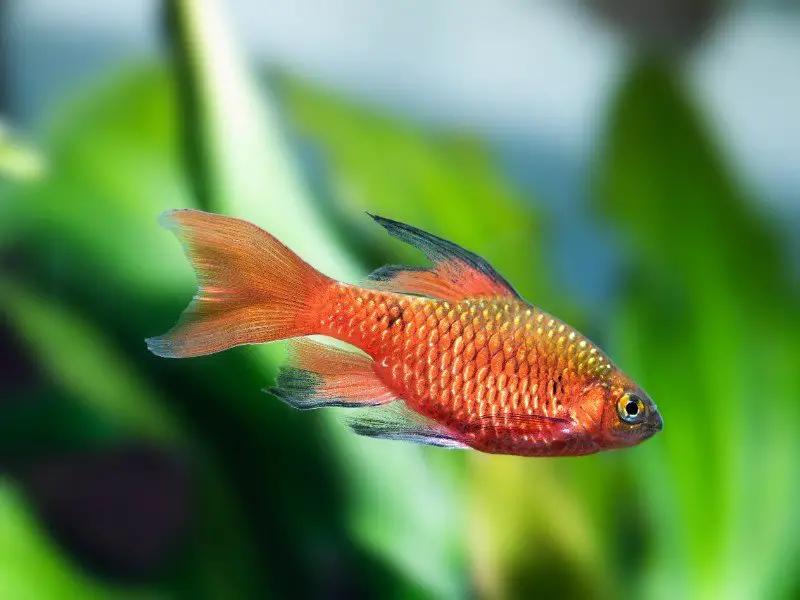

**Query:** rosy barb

left=147, top=210, right=662, bottom=456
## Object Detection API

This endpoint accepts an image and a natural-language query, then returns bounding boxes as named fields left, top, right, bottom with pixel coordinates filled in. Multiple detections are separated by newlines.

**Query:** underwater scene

left=0, top=1, right=798, bottom=599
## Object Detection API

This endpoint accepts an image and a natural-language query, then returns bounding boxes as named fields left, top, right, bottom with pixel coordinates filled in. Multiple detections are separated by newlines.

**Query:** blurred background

left=0, top=0, right=798, bottom=598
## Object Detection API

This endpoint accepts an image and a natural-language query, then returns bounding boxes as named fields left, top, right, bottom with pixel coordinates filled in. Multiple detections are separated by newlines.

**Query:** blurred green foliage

left=596, top=61, right=800, bottom=600
left=0, top=483, right=118, bottom=600
left=0, top=1, right=798, bottom=599
left=0, top=124, right=45, bottom=182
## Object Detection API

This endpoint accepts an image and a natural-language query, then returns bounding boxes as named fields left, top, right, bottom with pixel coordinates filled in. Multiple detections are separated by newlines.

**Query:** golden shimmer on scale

left=147, top=210, right=662, bottom=456
left=316, top=285, right=626, bottom=455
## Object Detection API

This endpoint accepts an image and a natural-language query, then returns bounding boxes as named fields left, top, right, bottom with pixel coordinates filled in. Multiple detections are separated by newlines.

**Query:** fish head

left=577, top=375, right=663, bottom=451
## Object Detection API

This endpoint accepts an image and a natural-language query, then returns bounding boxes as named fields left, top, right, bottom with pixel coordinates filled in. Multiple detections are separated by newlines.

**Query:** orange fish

left=147, top=210, right=662, bottom=456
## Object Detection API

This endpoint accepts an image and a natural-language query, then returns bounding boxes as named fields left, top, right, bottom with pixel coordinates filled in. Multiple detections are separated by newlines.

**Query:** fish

left=146, top=210, right=663, bottom=456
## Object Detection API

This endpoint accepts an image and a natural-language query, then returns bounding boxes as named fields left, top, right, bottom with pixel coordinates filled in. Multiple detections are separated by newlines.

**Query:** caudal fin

left=146, top=209, right=331, bottom=358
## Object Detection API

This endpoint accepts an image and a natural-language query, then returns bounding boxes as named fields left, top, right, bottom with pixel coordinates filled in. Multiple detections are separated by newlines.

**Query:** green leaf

left=594, top=59, right=800, bottom=600
left=0, top=67, right=194, bottom=294
left=280, top=76, right=563, bottom=311
left=0, top=278, right=179, bottom=441
left=0, top=274, right=266, bottom=599
left=164, top=0, right=356, bottom=279
left=280, top=74, right=617, bottom=600
left=0, top=481, right=156, bottom=600
left=164, top=1, right=468, bottom=597
left=0, top=122, right=46, bottom=181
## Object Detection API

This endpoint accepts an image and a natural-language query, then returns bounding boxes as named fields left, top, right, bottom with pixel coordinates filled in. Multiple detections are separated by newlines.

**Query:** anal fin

left=267, top=340, right=397, bottom=410
left=342, top=402, right=470, bottom=449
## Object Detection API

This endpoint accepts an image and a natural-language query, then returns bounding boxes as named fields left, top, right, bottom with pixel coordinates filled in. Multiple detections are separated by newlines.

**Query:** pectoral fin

left=464, top=413, right=572, bottom=438
left=266, top=340, right=397, bottom=409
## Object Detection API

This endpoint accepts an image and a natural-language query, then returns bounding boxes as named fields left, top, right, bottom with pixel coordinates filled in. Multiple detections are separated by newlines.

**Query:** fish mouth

left=643, top=412, right=663, bottom=437
left=653, top=410, right=664, bottom=431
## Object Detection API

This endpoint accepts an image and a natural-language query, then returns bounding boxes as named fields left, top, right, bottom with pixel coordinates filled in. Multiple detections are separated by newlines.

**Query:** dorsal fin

left=367, top=215, right=520, bottom=302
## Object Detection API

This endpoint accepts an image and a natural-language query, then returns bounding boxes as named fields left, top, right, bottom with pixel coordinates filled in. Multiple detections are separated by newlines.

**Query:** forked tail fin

left=146, top=209, right=332, bottom=358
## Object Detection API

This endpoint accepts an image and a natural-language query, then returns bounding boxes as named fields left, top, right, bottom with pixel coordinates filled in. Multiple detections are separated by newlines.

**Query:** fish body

left=148, top=210, right=662, bottom=456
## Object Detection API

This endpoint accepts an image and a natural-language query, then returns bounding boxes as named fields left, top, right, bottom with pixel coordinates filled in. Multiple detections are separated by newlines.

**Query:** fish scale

left=313, top=282, right=619, bottom=454
left=148, top=209, right=662, bottom=456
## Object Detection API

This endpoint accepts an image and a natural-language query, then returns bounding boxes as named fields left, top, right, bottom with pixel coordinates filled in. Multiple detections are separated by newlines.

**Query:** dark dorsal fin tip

left=368, top=264, right=426, bottom=282
left=367, top=214, right=521, bottom=301
left=370, top=214, right=470, bottom=262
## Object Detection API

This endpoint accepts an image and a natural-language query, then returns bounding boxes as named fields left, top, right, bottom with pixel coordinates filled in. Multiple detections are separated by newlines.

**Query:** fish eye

left=618, top=393, right=646, bottom=424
